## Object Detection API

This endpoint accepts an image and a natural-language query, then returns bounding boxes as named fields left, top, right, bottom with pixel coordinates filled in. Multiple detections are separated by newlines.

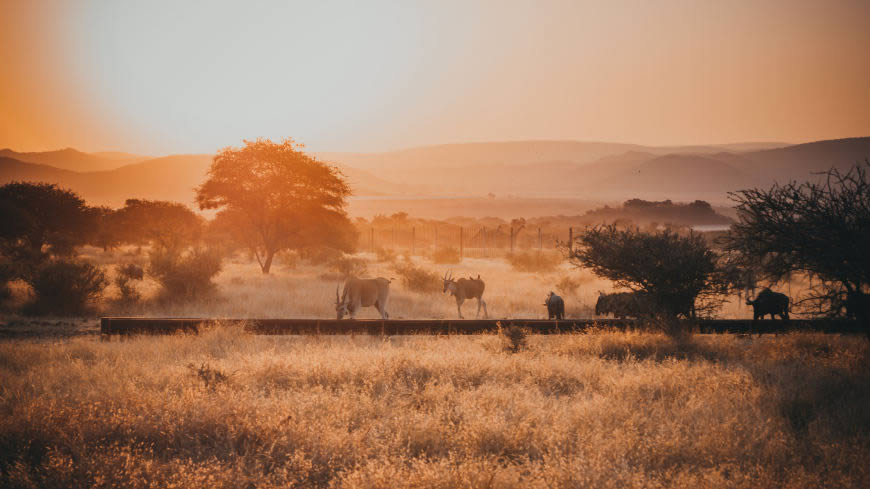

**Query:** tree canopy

left=569, top=225, right=725, bottom=319
left=722, top=162, right=870, bottom=322
left=0, top=182, right=95, bottom=269
left=195, top=138, right=355, bottom=273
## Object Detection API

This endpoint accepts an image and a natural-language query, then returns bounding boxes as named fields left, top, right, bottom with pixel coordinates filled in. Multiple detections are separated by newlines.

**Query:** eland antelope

left=335, top=277, right=392, bottom=319
left=442, top=271, right=487, bottom=319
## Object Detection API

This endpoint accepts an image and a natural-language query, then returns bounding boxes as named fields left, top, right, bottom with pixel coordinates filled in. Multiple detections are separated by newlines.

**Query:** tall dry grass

left=0, top=327, right=868, bottom=488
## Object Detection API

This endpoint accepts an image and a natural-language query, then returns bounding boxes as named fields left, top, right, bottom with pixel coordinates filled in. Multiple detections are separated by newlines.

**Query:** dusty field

left=1, top=327, right=868, bottom=488
left=72, top=246, right=767, bottom=320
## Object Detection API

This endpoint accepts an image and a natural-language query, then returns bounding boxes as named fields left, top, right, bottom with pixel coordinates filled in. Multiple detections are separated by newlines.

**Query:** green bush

left=299, top=246, right=344, bottom=266
left=115, top=263, right=145, bottom=305
left=148, top=246, right=222, bottom=301
left=506, top=250, right=563, bottom=273
left=329, top=255, right=368, bottom=278
left=392, top=261, right=441, bottom=294
left=430, top=247, right=461, bottom=264
left=26, top=260, right=107, bottom=315
left=375, top=247, right=397, bottom=263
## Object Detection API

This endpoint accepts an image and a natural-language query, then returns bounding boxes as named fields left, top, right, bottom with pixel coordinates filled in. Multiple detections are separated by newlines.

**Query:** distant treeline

left=356, top=199, right=732, bottom=233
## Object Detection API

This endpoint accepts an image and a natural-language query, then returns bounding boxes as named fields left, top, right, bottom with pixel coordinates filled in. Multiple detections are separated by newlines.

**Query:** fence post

left=434, top=226, right=438, bottom=249
left=370, top=228, right=374, bottom=253
left=568, top=227, right=573, bottom=254
left=510, top=226, right=514, bottom=253
left=538, top=227, right=542, bottom=251
left=482, top=227, right=487, bottom=258
left=412, top=227, right=415, bottom=256
left=460, top=227, right=464, bottom=260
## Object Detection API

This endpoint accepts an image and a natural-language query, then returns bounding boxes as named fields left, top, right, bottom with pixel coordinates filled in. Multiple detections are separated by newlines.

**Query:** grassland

left=1, top=326, right=868, bottom=488
left=66, top=246, right=765, bottom=321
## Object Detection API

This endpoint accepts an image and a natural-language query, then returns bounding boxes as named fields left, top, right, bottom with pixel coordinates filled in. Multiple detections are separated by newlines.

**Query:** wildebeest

left=746, top=288, right=789, bottom=321
left=845, top=291, right=870, bottom=325
left=544, top=291, right=564, bottom=320
left=594, top=291, right=654, bottom=319
left=335, top=277, right=392, bottom=319
left=442, top=271, right=487, bottom=319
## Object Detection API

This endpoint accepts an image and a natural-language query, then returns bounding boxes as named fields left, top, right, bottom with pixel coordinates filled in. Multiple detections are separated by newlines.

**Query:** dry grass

left=75, top=245, right=798, bottom=320
left=0, top=327, right=868, bottom=488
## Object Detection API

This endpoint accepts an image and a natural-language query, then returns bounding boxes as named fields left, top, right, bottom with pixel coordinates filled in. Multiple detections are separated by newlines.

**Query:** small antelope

left=335, top=277, right=392, bottom=319
left=442, top=271, right=487, bottom=319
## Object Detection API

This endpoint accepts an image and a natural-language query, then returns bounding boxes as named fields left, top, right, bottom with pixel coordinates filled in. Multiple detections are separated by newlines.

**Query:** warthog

left=442, top=271, right=487, bottom=319
left=594, top=291, right=654, bottom=319
left=335, top=277, right=392, bottom=319
left=746, top=288, right=789, bottom=321
left=544, top=291, right=564, bottom=320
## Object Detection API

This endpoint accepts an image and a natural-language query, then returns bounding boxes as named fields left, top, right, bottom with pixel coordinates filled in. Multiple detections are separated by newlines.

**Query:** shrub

left=329, top=255, right=368, bottom=278
left=276, top=250, right=300, bottom=269
left=26, top=260, right=107, bottom=315
left=430, top=247, right=461, bottom=264
left=375, top=247, right=397, bottom=263
left=570, top=225, right=725, bottom=320
left=299, top=246, right=344, bottom=266
left=114, top=263, right=145, bottom=305
left=555, top=274, right=582, bottom=296
left=392, top=261, right=441, bottom=294
left=506, top=250, right=563, bottom=273
left=148, top=246, right=222, bottom=301
left=501, top=324, right=528, bottom=353
left=0, top=262, right=16, bottom=303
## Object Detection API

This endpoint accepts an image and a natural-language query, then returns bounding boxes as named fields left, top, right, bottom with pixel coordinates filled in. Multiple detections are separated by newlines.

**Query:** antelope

left=442, top=271, right=487, bottom=319
left=335, top=277, right=392, bottom=319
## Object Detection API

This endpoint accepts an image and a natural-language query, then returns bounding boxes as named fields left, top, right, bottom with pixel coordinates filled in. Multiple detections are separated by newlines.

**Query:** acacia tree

left=0, top=182, right=96, bottom=269
left=568, top=225, right=726, bottom=320
left=114, top=199, right=204, bottom=250
left=722, top=162, right=870, bottom=323
left=196, top=138, right=355, bottom=274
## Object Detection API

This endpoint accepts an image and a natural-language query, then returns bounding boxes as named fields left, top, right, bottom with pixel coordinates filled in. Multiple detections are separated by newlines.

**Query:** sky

left=1, top=0, right=869, bottom=155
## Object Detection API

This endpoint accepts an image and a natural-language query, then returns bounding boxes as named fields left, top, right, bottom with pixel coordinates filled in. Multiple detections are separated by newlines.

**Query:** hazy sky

left=2, top=0, right=869, bottom=154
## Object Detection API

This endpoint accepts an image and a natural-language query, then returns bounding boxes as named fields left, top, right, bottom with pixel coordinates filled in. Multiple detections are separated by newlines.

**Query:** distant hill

left=0, top=153, right=415, bottom=208
left=0, top=148, right=147, bottom=172
left=1, top=137, right=867, bottom=209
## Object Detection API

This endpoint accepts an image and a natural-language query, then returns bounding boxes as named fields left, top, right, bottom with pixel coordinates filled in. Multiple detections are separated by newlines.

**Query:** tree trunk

left=260, top=249, right=275, bottom=274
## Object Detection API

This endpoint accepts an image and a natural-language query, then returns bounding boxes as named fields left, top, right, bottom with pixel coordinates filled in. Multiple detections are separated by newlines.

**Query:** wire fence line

left=357, top=225, right=578, bottom=259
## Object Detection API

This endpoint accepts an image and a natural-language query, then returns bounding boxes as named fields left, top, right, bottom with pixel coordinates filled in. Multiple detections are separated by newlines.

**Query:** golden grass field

left=70, top=245, right=766, bottom=321
left=1, top=325, right=868, bottom=488
left=2, top=247, right=860, bottom=488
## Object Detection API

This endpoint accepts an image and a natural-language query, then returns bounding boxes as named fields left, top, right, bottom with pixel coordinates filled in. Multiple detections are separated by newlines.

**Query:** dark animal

left=442, top=271, right=487, bottom=319
left=746, top=288, right=789, bottom=321
left=544, top=291, right=564, bottom=320
left=595, top=291, right=654, bottom=319
left=845, top=291, right=870, bottom=325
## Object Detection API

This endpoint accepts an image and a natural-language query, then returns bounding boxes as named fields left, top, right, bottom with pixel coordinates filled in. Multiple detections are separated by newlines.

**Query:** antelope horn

left=335, top=284, right=340, bottom=305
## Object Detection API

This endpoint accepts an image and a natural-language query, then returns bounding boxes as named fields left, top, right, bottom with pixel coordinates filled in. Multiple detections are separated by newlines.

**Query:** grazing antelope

left=335, top=277, right=392, bottom=319
left=442, top=271, right=487, bottom=319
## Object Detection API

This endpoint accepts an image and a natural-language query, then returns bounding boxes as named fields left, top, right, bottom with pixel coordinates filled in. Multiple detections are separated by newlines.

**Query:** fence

left=359, top=225, right=577, bottom=259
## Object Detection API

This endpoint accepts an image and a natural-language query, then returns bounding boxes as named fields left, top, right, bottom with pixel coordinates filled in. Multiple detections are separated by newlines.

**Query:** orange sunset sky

left=1, top=0, right=869, bottom=155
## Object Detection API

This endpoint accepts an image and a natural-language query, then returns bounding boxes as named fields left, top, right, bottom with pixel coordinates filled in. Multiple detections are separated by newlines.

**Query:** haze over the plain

left=2, top=0, right=869, bottom=155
